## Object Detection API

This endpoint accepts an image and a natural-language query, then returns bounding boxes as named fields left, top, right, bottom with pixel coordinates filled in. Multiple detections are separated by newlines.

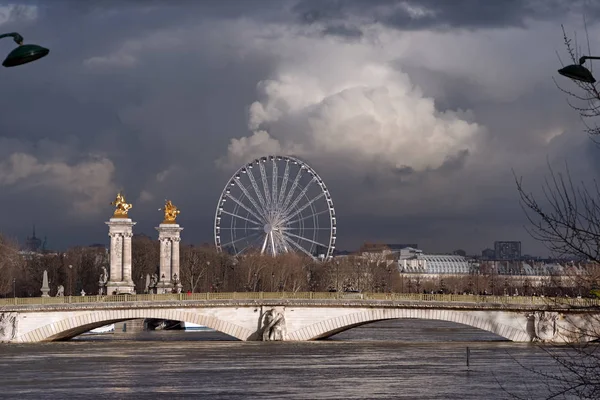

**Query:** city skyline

left=20, top=224, right=538, bottom=260
left=1, top=1, right=599, bottom=254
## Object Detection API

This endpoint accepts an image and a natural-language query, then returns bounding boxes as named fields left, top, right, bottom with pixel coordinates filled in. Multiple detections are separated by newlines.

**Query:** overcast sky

left=0, top=0, right=598, bottom=255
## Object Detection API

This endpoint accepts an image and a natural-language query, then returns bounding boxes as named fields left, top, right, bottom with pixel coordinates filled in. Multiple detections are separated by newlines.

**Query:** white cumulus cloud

left=0, top=153, right=117, bottom=214
left=222, top=27, right=482, bottom=172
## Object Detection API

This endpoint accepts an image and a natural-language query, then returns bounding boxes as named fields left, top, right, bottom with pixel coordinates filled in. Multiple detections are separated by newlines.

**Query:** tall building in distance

left=494, top=241, right=521, bottom=261
left=481, top=248, right=495, bottom=260
left=24, top=225, right=46, bottom=253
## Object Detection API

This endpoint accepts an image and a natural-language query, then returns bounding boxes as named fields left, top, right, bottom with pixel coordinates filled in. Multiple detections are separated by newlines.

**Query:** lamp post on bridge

left=12, top=278, right=16, bottom=298
left=335, top=260, right=340, bottom=292
left=68, top=264, right=73, bottom=296
left=401, top=270, right=404, bottom=293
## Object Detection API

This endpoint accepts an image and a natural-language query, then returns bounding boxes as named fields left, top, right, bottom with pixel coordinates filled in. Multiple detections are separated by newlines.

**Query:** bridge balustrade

left=1, top=292, right=599, bottom=308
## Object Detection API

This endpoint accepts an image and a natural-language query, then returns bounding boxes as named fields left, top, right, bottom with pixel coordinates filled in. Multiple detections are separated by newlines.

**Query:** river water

left=0, top=320, right=582, bottom=399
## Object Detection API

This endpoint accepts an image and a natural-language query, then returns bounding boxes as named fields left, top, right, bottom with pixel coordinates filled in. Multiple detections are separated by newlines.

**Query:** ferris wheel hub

left=263, top=223, right=272, bottom=233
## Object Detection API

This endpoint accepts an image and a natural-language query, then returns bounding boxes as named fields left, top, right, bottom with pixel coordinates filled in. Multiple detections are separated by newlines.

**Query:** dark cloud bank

left=0, top=0, right=597, bottom=256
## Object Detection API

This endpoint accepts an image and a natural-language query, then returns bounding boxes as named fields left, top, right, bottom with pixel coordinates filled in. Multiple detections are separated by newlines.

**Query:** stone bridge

left=0, top=292, right=598, bottom=343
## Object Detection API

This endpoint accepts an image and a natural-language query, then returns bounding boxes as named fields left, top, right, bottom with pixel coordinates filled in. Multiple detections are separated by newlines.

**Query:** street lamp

left=12, top=278, right=16, bottom=298
left=68, top=265, right=73, bottom=296
left=1, top=32, right=49, bottom=67
left=335, top=260, right=340, bottom=292
left=558, top=56, right=600, bottom=84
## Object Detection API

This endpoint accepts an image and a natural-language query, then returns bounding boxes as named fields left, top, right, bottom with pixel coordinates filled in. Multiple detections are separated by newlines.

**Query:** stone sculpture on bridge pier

left=527, top=311, right=560, bottom=342
left=98, top=266, right=108, bottom=295
left=106, top=192, right=136, bottom=295
left=0, top=313, right=18, bottom=343
left=261, top=308, right=287, bottom=341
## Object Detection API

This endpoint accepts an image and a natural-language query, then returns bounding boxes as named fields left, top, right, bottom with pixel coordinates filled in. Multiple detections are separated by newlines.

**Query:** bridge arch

left=288, top=308, right=530, bottom=342
left=17, top=308, right=253, bottom=342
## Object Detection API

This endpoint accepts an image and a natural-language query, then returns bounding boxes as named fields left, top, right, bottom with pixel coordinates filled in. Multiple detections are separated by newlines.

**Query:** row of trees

left=1, top=234, right=395, bottom=297
left=1, top=232, right=597, bottom=298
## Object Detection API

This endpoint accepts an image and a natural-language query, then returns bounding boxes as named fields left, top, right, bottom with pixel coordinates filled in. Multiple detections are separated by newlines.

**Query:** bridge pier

left=105, top=218, right=136, bottom=295
left=156, top=223, right=183, bottom=294
left=114, top=319, right=145, bottom=333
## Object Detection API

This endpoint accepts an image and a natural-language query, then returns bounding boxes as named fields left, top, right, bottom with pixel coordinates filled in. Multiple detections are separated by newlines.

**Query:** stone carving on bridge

left=56, top=285, right=64, bottom=297
left=148, top=273, right=158, bottom=294
left=527, top=311, right=560, bottom=342
left=173, top=273, right=182, bottom=293
left=261, top=308, right=286, bottom=341
left=0, top=313, right=18, bottom=342
left=98, top=266, right=108, bottom=295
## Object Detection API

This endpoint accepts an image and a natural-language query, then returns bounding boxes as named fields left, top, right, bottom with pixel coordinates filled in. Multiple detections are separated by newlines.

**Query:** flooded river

left=0, top=319, right=581, bottom=399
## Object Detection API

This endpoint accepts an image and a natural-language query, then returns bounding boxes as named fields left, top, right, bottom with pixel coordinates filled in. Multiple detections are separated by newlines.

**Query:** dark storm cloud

left=293, top=0, right=599, bottom=31
left=0, top=0, right=275, bottom=248
left=0, top=0, right=596, bottom=256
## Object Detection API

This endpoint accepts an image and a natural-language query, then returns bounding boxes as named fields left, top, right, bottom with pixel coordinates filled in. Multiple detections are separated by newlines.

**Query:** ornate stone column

left=155, top=225, right=183, bottom=293
left=109, top=232, right=123, bottom=282
left=156, top=200, right=183, bottom=294
left=106, top=192, right=136, bottom=295
left=172, top=237, right=181, bottom=284
left=122, top=232, right=133, bottom=285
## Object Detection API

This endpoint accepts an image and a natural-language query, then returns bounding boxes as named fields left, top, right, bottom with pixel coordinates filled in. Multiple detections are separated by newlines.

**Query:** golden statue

left=160, top=199, right=180, bottom=224
left=111, top=192, right=132, bottom=218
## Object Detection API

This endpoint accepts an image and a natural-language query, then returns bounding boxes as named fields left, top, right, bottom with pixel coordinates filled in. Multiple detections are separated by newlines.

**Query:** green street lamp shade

left=558, top=64, right=596, bottom=84
left=2, top=44, right=49, bottom=67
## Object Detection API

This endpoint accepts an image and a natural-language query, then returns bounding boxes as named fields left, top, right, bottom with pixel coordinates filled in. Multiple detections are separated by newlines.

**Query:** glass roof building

left=398, top=248, right=471, bottom=274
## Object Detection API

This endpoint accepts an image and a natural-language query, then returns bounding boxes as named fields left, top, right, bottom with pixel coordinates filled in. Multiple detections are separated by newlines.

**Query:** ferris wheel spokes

left=281, top=168, right=303, bottom=212
left=272, top=159, right=278, bottom=206
left=246, top=166, right=268, bottom=212
left=277, top=160, right=291, bottom=206
left=233, top=179, right=268, bottom=220
left=225, top=193, right=264, bottom=225
left=219, top=209, right=262, bottom=226
left=284, top=209, right=330, bottom=226
left=215, top=155, right=336, bottom=259
left=281, top=229, right=330, bottom=250
left=259, top=161, right=272, bottom=210
left=280, top=233, right=315, bottom=258
left=221, top=231, right=263, bottom=249
left=279, top=191, right=325, bottom=226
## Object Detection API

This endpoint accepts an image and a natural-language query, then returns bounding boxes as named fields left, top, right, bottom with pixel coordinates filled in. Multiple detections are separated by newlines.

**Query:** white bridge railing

left=0, top=292, right=599, bottom=308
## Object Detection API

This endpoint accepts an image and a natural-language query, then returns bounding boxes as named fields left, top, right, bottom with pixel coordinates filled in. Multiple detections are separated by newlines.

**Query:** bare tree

left=131, top=234, right=159, bottom=292
left=271, top=252, right=312, bottom=292
left=0, top=234, right=23, bottom=296
left=64, top=246, right=109, bottom=295
left=511, top=26, right=600, bottom=399
left=180, top=244, right=217, bottom=292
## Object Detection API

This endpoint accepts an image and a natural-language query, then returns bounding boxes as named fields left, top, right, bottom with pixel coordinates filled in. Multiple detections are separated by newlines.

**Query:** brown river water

left=0, top=319, right=584, bottom=399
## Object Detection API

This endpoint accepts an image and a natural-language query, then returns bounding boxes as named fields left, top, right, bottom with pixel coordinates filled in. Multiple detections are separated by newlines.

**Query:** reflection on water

left=0, top=320, right=578, bottom=399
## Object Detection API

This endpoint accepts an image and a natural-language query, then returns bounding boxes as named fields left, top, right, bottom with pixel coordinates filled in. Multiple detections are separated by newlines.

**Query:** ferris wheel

left=214, top=155, right=336, bottom=259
